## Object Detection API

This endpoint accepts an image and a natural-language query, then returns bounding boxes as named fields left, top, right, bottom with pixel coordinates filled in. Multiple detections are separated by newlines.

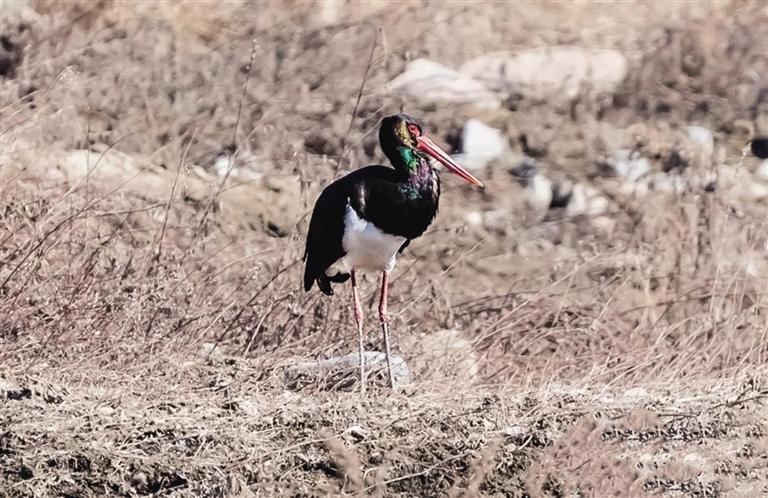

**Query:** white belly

left=327, top=203, right=407, bottom=275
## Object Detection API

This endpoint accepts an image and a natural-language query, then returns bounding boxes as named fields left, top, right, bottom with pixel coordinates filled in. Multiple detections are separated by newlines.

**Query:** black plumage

left=300, top=113, right=483, bottom=390
left=303, top=164, right=439, bottom=295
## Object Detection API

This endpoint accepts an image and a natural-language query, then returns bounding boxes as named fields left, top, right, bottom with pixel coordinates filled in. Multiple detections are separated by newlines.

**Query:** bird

left=303, top=113, right=484, bottom=391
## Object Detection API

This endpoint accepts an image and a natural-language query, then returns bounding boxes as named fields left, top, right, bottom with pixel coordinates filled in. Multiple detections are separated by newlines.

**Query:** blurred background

left=3, top=1, right=768, bottom=496
left=1, top=0, right=768, bottom=380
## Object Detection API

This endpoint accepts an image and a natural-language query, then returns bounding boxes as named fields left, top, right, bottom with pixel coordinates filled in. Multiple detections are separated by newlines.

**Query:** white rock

left=686, top=126, right=714, bottom=158
left=613, top=149, right=651, bottom=183
left=525, top=174, right=554, bottom=214
left=756, top=160, right=768, bottom=182
left=214, top=154, right=235, bottom=177
left=464, top=210, right=483, bottom=226
left=565, top=183, right=615, bottom=233
left=453, top=119, right=508, bottom=170
left=566, top=184, right=610, bottom=220
left=503, top=425, right=525, bottom=437
left=386, top=59, right=500, bottom=108
left=460, top=47, right=628, bottom=99
left=213, top=153, right=262, bottom=180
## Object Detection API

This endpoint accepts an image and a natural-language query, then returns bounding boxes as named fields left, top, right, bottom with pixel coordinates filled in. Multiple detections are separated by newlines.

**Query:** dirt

left=2, top=1, right=768, bottom=496
left=2, top=356, right=768, bottom=497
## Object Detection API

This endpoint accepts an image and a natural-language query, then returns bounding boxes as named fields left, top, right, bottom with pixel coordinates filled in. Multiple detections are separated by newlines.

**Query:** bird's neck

left=392, top=146, right=422, bottom=175
left=388, top=146, right=437, bottom=192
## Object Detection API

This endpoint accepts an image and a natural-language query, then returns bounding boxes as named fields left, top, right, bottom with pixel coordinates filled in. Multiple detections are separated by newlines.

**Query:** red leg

left=351, top=269, right=365, bottom=392
left=378, top=271, right=395, bottom=388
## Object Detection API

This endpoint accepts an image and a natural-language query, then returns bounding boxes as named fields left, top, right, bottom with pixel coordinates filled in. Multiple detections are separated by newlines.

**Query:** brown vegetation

left=2, top=1, right=768, bottom=496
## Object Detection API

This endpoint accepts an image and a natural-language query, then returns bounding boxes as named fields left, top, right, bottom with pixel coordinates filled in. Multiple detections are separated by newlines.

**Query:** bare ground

left=3, top=355, right=768, bottom=497
left=2, top=1, right=768, bottom=496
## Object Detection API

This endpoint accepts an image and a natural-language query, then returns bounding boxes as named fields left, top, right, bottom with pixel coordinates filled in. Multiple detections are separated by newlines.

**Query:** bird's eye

left=408, top=124, right=420, bottom=137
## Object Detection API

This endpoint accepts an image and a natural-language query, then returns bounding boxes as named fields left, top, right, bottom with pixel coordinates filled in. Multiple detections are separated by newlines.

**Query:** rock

left=503, top=425, right=525, bottom=438
left=345, top=425, right=367, bottom=442
left=613, top=149, right=651, bottom=182
left=756, top=160, right=768, bottom=182
left=213, top=152, right=262, bottom=180
left=686, top=126, right=713, bottom=148
left=566, top=183, right=610, bottom=218
left=5, top=143, right=301, bottom=235
left=509, top=158, right=554, bottom=215
left=386, top=59, right=500, bottom=108
left=128, top=471, right=149, bottom=490
left=686, top=126, right=714, bottom=160
left=453, top=119, right=509, bottom=170
left=284, top=352, right=410, bottom=390
left=566, top=183, right=614, bottom=233
left=464, top=210, right=483, bottom=226
left=460, top=47, right=628, bottom=99
left=509, top=157, right=613, bottom=231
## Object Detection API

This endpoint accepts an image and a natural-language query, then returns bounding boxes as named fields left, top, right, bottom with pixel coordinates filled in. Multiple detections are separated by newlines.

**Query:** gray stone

left=453, top=119, right=509, bottom=170
left=386, top=59, right=500, bottom=109
left=460, top=47, right=628, bottom=99
left=284, top=352, right=410, bottom=390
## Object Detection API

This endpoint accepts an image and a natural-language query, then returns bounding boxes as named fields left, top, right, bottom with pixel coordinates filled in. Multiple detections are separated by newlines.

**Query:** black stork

left=303, top=113, right=484, bottom=390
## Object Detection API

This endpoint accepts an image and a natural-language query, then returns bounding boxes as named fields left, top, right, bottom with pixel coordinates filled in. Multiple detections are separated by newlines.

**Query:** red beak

left=416, top=135, right=485, bottom=188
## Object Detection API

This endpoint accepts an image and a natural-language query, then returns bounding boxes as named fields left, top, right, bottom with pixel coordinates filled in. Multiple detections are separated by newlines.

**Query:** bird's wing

left=303, top=182, right=348, bottom=295
left=303, top=166, right=399, bottom=295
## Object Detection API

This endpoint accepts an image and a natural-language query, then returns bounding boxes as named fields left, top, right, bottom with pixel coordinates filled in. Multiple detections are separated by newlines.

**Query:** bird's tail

left=303, top=265, right=349, bottom=296
left=302, top=256, right=318, bottom=292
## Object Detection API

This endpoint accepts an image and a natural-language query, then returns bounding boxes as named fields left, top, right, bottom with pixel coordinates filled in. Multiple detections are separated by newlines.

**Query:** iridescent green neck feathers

left=395, top=146, right=421, bottom=174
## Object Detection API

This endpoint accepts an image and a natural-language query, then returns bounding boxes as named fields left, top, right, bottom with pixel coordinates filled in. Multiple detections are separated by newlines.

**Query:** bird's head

left=379, top=113, right=484, bottom=188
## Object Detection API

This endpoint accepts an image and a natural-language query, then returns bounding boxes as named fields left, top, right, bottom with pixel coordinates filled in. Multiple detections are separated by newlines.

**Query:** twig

left=208, top=257, right=300, bottom=355
left=334, top=28, right=379, bottom=176
left=191, top=39, right=259, bottom=244
left=145, top=129, right=196, bottom=276
left=1, top=167, right=146, bottom=296
left=364, top=453, right=469, bottom=493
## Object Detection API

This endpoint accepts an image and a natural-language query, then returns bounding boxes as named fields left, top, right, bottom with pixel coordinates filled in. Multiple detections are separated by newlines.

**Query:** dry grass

left=2, top=0, right=768, bottom=496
